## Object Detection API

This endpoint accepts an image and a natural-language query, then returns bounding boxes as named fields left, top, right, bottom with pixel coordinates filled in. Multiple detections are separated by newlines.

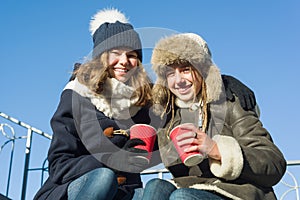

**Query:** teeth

left=178, top=88, right=187, bottom=92
left=176, top=85, right=192, bottom=93
left=115, top=68, right=128, bottom=72
left=177, top=86, right=191, bottom=90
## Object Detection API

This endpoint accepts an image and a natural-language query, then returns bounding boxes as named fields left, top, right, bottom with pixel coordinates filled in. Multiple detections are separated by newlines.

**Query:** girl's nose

left=175, top=70, right=184, bottom=83
left=118, top=53, right=129, bottom=65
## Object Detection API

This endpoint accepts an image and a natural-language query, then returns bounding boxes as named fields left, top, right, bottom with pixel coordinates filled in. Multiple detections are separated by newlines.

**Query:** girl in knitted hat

left=142, top=33, right=286, bottom=200
left=34, top=8, right=160, bottom=200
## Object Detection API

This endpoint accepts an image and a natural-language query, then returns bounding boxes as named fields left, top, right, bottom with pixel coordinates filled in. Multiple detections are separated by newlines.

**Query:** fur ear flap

left=89, top=8, right=129, bottom=35
left=205, top=65, right=223, bottom=102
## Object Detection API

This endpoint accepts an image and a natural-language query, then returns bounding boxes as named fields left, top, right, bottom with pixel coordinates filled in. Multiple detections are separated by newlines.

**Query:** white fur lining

left=190, top=183, right=242, bottom=200
left=64, top=78, right=141, bottom=119
left=209, top=135, right=243, bottom=180
left=205, top=65, right=223, bottom=103
left=169, top=179, right=242, bottom=200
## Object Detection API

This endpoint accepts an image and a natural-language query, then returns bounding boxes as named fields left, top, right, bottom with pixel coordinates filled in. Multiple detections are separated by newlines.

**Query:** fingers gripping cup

left=130, top=124, right=157, bottom=163
left=169, top=123, right=204, bottom=167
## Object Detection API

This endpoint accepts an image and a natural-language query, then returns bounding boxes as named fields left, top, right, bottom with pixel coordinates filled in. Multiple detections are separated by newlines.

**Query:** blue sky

left=0, top=0, right=300, bottom=199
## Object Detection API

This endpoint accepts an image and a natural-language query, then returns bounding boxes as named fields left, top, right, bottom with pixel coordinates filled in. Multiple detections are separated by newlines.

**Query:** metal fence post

left=21, top=128, right=33, bottom=200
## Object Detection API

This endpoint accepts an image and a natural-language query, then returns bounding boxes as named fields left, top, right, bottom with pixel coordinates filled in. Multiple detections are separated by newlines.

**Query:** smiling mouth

left=114, top=68, right=129, bottom=72
left=176, top=85, right=192, bottom=94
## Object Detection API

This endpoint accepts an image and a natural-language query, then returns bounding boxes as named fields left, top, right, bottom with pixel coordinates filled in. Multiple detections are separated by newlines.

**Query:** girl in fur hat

left=142, top=33, right=286, bottom=200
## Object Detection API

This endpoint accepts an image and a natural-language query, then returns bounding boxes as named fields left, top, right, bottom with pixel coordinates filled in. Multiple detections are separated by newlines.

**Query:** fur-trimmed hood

left=151, top=33, right=223, bottom=103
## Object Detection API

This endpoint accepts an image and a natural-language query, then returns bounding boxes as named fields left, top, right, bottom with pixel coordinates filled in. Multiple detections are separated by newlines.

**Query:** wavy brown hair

left=75, top=51, right=152, bottom=106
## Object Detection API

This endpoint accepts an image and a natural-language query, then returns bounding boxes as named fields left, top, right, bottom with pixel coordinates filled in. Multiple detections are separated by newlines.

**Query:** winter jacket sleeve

left=47, top=89, right=123, bottom=184
left=210, top=97, right=286, bottom=187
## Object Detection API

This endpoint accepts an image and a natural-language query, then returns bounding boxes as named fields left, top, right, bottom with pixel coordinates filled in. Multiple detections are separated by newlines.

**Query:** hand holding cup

left=176, top=123, right=219, bottom=161
left=169, top=123, right=204, bottom=166
left=130, top=124, right=157, bottom=163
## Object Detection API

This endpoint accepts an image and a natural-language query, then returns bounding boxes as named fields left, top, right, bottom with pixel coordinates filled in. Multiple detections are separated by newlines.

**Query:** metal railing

left=0, top=112, right=51, bottom=200
left=0, top=111, right=299, bottom=200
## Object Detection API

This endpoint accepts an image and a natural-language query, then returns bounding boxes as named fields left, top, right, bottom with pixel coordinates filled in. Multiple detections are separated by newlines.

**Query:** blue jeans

left=142, top=179, right=176, bottom=200
left=132, top=188, right=144, bottom=200
left=142, top=178, right=228, bottom=200
left=68, top=168, right=132, bottom=200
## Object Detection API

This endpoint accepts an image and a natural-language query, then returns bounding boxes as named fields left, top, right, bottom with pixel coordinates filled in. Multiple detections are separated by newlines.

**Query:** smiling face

left=108, top=48, right=139, bottom=83
left=166, top=65, right=202, bottom=102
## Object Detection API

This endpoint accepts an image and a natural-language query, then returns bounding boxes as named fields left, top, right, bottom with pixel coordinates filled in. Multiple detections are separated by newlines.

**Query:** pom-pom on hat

left=89, top=8, right=142, bottom=61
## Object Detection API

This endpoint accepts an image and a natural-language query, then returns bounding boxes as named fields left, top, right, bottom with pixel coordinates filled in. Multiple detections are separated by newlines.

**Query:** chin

left=177, top=94, right=193, bottom=102
left=116, top=77, right=129, bottom=83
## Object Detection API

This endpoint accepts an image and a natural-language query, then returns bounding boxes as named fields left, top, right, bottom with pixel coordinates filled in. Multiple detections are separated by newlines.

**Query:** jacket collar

left=64, top=78, right=141, bottom=119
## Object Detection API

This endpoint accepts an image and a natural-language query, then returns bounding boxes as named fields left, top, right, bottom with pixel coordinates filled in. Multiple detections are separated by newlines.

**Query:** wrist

left=207, top=143, right=221, bottom=161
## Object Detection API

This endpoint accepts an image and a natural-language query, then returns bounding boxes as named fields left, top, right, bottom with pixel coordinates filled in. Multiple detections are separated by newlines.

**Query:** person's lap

left=142, top=178, right=228, bottom=200
left=67, top=168, right=118, bottom=200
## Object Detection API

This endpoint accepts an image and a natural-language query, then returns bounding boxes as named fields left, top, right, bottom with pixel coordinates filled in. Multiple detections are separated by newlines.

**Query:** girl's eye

left=110, top=51, right=121, bottom=56
left=182, top=67, right=191, bottom=74
left=109, top=50, right=138, bottom=60
left=127, top=53, right=138, bottom=59
left=166, top=70, right=174, bottom=77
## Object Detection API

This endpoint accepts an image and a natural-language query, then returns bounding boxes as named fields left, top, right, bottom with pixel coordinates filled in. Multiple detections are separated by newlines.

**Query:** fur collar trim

left=64, top=78, right=141, bottom=119
left=175, top=98, right=202, bottom=111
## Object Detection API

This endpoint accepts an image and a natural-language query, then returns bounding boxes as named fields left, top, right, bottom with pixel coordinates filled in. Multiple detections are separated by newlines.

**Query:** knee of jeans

left=145, top=178, right=176, bottom=191
left=170, top=188, right=216, bottom=200
left=169, top=189, right=185, bottom=199
left=91, top=168, right=116, bottom=181
left=145, top=178, right=165, bottom=188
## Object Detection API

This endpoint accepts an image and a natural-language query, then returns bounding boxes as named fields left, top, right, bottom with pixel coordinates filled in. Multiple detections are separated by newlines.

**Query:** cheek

left=186, top=73, right=195, bottom=82
left=195, top=83, right=201, bottom=95
left=166, top=77, right=173, bottom=89
left=194, top=77, right=202, bottom=94
left=167, top=78, right=177, bottom=94
left=129, top=58, right=138, bottom=66
left=108, top=57, right=118, bottom=66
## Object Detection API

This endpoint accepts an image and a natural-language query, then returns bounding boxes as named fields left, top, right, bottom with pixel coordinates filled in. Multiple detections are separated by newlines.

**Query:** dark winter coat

left=151, top=33, right=286, bottom=200
left=157, top=96, right=286, bottom=200
left=34, top=88, right=157, bottom=200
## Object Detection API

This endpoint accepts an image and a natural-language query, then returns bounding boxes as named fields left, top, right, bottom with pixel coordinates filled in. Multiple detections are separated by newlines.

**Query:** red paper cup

left=169, top=123, right=204, bottom=167
left=130, top=124, right=157, bottom=163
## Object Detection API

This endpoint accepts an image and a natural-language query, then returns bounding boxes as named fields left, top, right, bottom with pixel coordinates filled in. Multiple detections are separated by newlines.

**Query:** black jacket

left=34, top=89, right=159, bottom=200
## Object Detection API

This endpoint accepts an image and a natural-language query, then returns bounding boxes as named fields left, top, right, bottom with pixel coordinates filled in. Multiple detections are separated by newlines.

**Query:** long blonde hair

left=75, top=51, right=152, bottom=106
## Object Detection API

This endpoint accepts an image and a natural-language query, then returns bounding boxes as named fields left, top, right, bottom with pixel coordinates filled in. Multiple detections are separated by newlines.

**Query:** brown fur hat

left=151, top=33, right=223, bottom=103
